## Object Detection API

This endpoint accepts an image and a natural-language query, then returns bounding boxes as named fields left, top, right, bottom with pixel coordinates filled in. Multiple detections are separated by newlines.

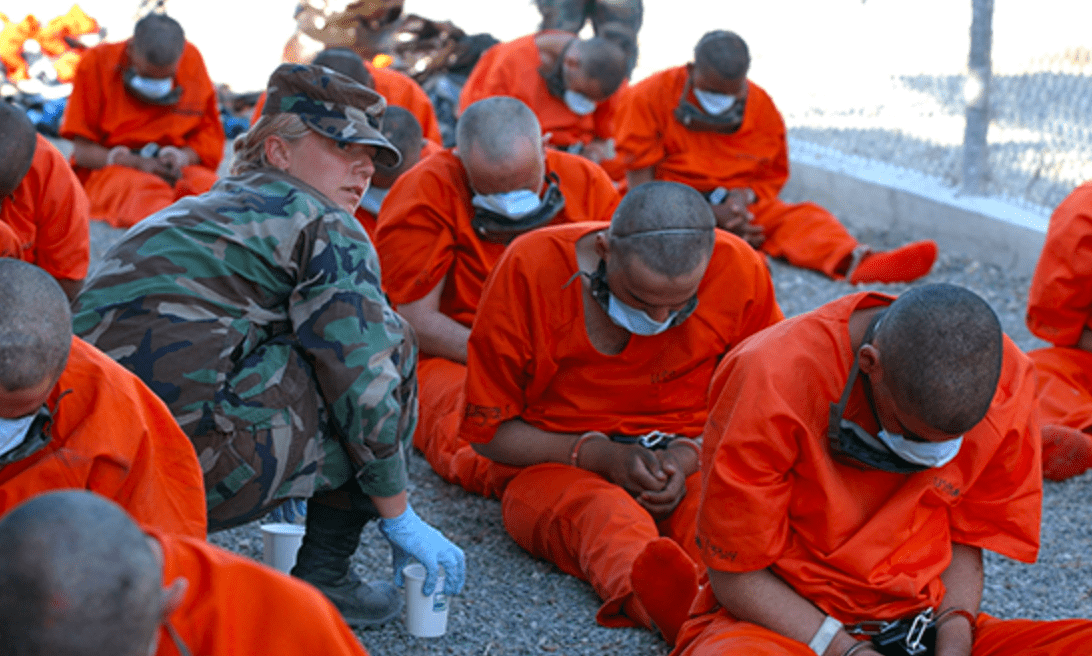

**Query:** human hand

left=637, top=449, right=689, bottom=520
left=603, top=443, right=669, bottom=498
left=378, top=503, right=466, bottom=596
left=158, top=146, right=190, bottom=171
left=711, top=194, right=765, bottom=248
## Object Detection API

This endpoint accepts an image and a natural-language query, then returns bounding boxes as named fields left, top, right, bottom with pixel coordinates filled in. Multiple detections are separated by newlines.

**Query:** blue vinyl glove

left=267, top=498, right=307, bottom=524
left=378, top=503, right=466, bottom=596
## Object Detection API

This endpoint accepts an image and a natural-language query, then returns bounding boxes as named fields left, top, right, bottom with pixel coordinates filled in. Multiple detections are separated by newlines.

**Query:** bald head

left=373, top=105, right=422, bottom=187
left=0, top=103, right=38, bottom=198
left=313, top=47, right=374, bottom=87
left=0, top=491, right=163, bottom=656
left=132, top=13, right=185, bottom=67
left=569, top=36, right=628, bottom=97
left=0, top=260, right=72, bottom=392
left=873, top=284, right=1003, bottom=434
left=694, top=30, right=750, bottom=81
left=456, top=97, right=543, bottom=161
left=608, top=182, right=716, bottom=278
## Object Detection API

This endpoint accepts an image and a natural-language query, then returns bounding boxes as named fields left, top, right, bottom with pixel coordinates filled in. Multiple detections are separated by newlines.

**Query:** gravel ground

left=87, top=217, right=1092, bottom=656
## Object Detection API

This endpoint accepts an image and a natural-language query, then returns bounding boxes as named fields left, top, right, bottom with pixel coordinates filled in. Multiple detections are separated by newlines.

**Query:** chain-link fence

left=769, top=11, right=1092, bottom=213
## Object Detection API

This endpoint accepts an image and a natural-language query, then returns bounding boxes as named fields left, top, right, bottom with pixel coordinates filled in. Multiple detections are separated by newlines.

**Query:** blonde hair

left=230, top=113, right=311, bottom=175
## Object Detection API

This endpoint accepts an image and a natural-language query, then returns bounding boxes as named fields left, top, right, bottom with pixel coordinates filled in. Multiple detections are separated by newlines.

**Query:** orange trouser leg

left=502, top=463, right=702, bottom=630
left=84, top=166, right=178, bottom=228
left=752, top=198, right=858, bottom=278
left=1028, top=347, right=1092, bottom=430
left=412, top=358, right=521, bottom=498
left=175, top=165, right=219, bottom=199
left=672, top=610, right=1092, bottom=656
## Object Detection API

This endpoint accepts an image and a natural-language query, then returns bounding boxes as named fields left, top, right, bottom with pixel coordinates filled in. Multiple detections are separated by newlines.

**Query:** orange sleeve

left=58, top=41, right=109, bottom=144
left=612, top=71, right=676, bottom=172
left=947, top=339, right=1041, bottom=562
left=368, top=64, right=443, bottom=144
left=1026, top=181, right=1092, bottom=346
left=179, top=44, right=226, bottom=170
left=63, top=338, right=208, bottom=539
left=160, top=534, right=370, bottom=655
left=375, top=152, right=463, bottom=305
left=0, top=221, right=17, bottom=256
left=24, top=135, right=90, bottom=279
left=461, top=236, right=539, bottom=443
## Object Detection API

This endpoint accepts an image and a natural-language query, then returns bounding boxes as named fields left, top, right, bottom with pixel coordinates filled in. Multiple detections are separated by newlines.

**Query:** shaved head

left=313, top=47, right=374, bottom=87
left=874, top=284, right=1003, bottom=434
left=132, top=13, right=185, bottom=67
left=609, top=182, right=716, bottom=278
left=0, top=491, right=163, bottom=656
left=0, top=103, right=38, bottom=198
left=373, top=105, right=422, bottom=186
left=694, top=30, right=750, bottom=81
left=456, top=97, right=543, bottom=161
left=570, top=36, right=628, bottom=96
left=0, top=260, right=72, bottom=391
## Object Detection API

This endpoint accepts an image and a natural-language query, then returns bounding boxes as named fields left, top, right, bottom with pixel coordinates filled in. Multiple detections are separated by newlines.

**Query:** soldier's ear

left=264, top=135, right=292, bottom=171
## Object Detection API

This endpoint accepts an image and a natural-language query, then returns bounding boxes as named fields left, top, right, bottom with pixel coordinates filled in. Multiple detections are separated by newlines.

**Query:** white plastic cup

left=403, top=563, right=449, bottom=637
left=260, top=523, right=306, bottom=574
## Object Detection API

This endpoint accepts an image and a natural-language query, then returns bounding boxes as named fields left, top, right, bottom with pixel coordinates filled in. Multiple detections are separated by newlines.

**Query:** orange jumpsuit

left=458, top=32, right=621, bottom=152
left=60, top=40, right=224, bottom=228
left=0, top=338, right=207, bottom=540
left=1025, top=180, right=1092, bottom=432
left=154, top=531, right=370, bottom=655
left=367, top=62, right=443, bottom=144
left=0, top=134, right=90, bottom=282
left=376, top=149, right=621, bottom=499
left=461, top=222, right=783, bottom=633
left=354, top=140, right=444, bottom=243
left=613, top=66, right=859, bottom=278
left=674, top=292, right=1092, bottom=655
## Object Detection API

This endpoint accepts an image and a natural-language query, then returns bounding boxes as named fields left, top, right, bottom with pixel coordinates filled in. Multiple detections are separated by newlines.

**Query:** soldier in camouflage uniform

left=535, top=0, right=643, bottom=71
left=72, top=63, right=465, bottom=628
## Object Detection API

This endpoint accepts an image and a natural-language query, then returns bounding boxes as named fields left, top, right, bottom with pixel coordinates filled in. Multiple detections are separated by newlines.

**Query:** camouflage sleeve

left=290, top=213, right=419, bottom=499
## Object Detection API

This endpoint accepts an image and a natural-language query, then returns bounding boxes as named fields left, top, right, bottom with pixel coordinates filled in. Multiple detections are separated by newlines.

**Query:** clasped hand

left=711, top=187, right=765, bottom=248
left=605, top=443, right=693, bottom=520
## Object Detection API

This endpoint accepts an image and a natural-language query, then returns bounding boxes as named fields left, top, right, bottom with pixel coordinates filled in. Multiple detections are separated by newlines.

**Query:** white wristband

left=808, top=615, right=843, bottom=656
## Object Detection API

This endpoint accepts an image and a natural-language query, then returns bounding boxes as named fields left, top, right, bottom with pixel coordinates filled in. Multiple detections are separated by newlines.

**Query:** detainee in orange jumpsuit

left=614, top=30, right=937, bottom=284
left=0, top=104, right=89, bottom=300
left=376, top=97, right=620, bottom=498
left=355, top=106, right=442, bottom=243
left=459, top=31, right=629, bottom=169
left=1025, top=180, right=1092, bottom=481
left=0, top=260, right=206, bottom=540
left=463, top=182, right=782, bottom=644
left=675, top=285, right=1092, bottom=656
left=0, top=491, right=370, bottom=656
left=60, top=13, right=224, bottom=228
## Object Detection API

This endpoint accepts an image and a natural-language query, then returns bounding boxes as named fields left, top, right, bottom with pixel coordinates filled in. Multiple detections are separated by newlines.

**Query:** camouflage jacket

left=73, top=169, right=417, bottom=498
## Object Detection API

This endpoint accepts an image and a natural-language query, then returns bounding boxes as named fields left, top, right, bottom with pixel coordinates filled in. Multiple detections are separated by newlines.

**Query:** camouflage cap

left=263, top=63, right=401, bottom=167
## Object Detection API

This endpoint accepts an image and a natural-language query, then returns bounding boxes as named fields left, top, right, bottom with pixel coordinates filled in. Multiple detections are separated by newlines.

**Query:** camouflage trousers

left=192, top=336, right=416, bottom=531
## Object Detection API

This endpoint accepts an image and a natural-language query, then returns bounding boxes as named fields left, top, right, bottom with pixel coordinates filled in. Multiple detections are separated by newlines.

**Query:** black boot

left=291, top=498, right=402, bottom=627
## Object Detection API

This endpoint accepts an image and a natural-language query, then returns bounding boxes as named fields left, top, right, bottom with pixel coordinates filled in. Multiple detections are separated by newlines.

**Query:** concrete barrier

left=781, top=139, right=1052, bottom=277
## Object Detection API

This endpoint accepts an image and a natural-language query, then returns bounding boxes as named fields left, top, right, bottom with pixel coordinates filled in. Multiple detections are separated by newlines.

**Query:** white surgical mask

left=875, top=429, right=964, bottom=469
left=472, top=189, right=542, bottom=219
left=358, top=185, right=389, bottom=215
left=0, top=413, right=36, bottom=458
left=606, top=294, right=681, bottom=336
left=693, top=87, right=737, bottom=116
left=563, top=90, right=598, bottom=116
left=129, top=74, right=174, bottom=99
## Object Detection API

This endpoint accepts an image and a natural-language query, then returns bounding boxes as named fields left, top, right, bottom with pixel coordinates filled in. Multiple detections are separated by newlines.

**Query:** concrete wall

left=780, top=140, right=1052, bottom=277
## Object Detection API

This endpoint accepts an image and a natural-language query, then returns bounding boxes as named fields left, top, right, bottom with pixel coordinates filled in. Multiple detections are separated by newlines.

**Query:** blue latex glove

left=378, top=503, right=465, bottom=596
left=267, top=498, right=307, bottom=524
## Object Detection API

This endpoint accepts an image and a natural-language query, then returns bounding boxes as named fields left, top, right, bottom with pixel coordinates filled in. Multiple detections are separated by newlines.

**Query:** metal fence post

left=962, top=0, right=994, bottom=195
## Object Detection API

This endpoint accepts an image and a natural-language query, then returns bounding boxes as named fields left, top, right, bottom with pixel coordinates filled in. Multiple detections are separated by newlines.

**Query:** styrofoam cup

left=260, top=523, right=306, bottom=574
left=403, top=562, right=449, bottom=637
